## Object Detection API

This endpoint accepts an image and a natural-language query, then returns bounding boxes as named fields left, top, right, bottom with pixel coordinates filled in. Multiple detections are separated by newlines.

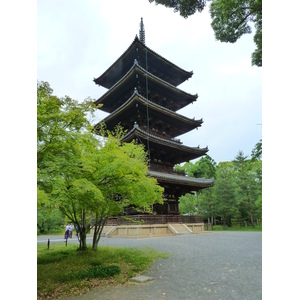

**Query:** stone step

left=168, top=223, right=193, bottom=235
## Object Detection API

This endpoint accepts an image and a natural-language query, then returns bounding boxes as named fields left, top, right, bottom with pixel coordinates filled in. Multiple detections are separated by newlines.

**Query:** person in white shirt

left=69, top=223, right=74, bottom=238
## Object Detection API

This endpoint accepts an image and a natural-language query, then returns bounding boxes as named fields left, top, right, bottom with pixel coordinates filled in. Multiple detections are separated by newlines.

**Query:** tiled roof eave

left=147, top=170, right=214, bottom=187
left=94, top=36, right=193, bottom=87
left=94, top=61, right=197, bottom=107
left=135, top=62, right=198, bottom=100
left=122, top=124, right=208, bottom=154
left=96, top=92, right=203, bottom=128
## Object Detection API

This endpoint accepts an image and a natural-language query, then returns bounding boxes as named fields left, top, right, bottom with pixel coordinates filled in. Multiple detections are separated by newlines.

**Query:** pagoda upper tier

left=94, top=60, right=198, bottom=113
left=94, top=91, right=203, bottom=139
left=94, top=36, right=193, bottom=89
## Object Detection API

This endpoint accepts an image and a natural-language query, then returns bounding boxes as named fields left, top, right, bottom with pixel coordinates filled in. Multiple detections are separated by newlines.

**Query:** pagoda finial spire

left=139, top=17, right=145, bottom=45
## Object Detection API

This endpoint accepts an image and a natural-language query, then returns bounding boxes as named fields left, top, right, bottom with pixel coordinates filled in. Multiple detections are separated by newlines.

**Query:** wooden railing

left=105, top=214, right=203, bottom=225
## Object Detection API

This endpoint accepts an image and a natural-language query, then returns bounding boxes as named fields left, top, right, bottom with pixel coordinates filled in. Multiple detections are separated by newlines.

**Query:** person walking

left=64, top=223, right=70, bottom=239
left=69, top=223, right=74, bottom=238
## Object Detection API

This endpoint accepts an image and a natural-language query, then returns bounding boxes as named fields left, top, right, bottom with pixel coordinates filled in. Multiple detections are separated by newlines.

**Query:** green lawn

left=212, top=225, right=262, bottom=231
left=37, top=243, right=170, bottom=299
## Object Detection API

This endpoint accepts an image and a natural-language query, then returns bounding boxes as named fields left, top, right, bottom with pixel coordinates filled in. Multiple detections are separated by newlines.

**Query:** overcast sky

left=37, top=0, right=262, bottom=163
left=3, top=1, right=300, bottom=294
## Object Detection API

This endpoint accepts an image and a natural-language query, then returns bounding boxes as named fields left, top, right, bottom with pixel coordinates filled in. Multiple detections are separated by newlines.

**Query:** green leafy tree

left=89, top=125, right=164, bottom=250
left=214, top=162, right=236, bottom=227
left=148, top=0, right=262, bottom=66
left=251, top=139, right=262, bottom=161
left=189, top=156, right=216, bottom=217
left=149, top=0, right=206, bottom=17
left=179, top=193, right=197, bottom=215
left=37, top=81, right=100, bottom=249
left=175, top=155, right=216, bottom=218
left=37, top=206, right=64, bottom=233
left=37, top=81, right=163, bottom=250
left=233, top=151, right=261, bottom=227
left=210, top=0, right=262, bottom=66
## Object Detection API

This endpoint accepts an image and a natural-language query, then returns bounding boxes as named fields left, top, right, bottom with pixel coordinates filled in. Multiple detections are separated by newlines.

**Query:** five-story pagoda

left=94, top=19, right=214, bottom=217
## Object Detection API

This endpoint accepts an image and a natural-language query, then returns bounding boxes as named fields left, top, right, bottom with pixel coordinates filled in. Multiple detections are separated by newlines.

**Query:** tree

left=214, top=162, right=236, bottom=227
left=37, top=81, right=164, bottom=250
left=175, top=155, right=216, bottom=219
left=148, top=0, right=262, bottom=66
left=210, top=0, right=262, bottom=66
left=251, top=139, right=262, bottom=161
left=178, top=193, right=198, bottom=215
left=89, top=125, right=164, bottom=250
left=233, top=150, right=261, bottom=227
left=37, top=81, right=100, bottom=249
left=149, top=0, right=206, bottom=17
left=175, top=155, right=216, bottom=178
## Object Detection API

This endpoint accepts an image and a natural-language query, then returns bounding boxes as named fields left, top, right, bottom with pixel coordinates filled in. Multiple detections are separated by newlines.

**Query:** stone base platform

left=99, top=223, right=212, bottom=238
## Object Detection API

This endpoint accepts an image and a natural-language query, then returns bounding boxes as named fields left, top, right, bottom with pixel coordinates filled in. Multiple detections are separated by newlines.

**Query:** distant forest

left=175, top=140, right=262, bottom=227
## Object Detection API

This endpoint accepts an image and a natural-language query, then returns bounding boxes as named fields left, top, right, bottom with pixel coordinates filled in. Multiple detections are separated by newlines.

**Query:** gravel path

left=39, top=232, right=262, bottom=300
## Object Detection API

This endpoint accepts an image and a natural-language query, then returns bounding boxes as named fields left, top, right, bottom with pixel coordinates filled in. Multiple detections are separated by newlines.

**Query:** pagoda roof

left=147, top=170, right=214, bottom=190
left=94, top=36, right=193, bottom=89
left=121, top=123, right=208, bottom=165
left=96, top=91, right=203, bottom=138
left=94, top=60, right=198, bottom=113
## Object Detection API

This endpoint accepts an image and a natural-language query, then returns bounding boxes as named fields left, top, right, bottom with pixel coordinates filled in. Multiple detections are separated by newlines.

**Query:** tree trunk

left=78, top=228, right=87, bottom=250
left=92, top=217, right=108, bottom=251
left=78, top=209, right=87, bottom=250
left=92, top=224, right=99, bottom=251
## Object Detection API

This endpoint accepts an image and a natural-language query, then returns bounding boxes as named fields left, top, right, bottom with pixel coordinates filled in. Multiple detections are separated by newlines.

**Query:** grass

left=37, top=243, right=170, bottom=299
left=37, top=228, right=65, bottom=236
left=212, top=225, right=262, bottom=231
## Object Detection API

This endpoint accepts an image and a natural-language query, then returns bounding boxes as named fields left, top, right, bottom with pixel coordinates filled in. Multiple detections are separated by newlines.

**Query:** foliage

left=88, top=124, right=164, bottom=250
left=148, top=0, right=262, bottom=66
left=233, top=151, right=261, bottom=227
left=37, top=81, right=163, bottom=251
left=178, top=193, right=197, bottom=215
left=176, top=141, right=262, bottom=228
left=213, top=162, right=236, bottom=227
left=37, top=206, right=64, bottom=234
left=37, top=81, right=99, bottom=249
left=176, top=155, right=216, bottom=216
left=175, top=155, right=216, bottom=179
left=210, top=0, right=262, bottom=66
left=251, top=139, right=262, bottom=160
left=37, top=244, right=169, bottom=299
left=149, top=0, right=206, bottom=17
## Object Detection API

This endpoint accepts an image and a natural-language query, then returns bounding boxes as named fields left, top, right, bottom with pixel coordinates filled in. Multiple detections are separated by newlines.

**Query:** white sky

left=37, top=0, right=262, bottom=163
left=3, top=2, right=300, bottom=297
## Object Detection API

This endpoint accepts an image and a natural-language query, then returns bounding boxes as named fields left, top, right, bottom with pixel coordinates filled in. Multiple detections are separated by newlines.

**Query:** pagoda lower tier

left=148, top=170, right=214, bottom=215
left=119, top=123, right=213, bottom=216
left=119, top=169, right=214, bottom=216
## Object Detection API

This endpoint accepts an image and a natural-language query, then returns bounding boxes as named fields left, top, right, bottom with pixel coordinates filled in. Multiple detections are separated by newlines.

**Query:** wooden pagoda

left=94, top=18, right=214, bottom=218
